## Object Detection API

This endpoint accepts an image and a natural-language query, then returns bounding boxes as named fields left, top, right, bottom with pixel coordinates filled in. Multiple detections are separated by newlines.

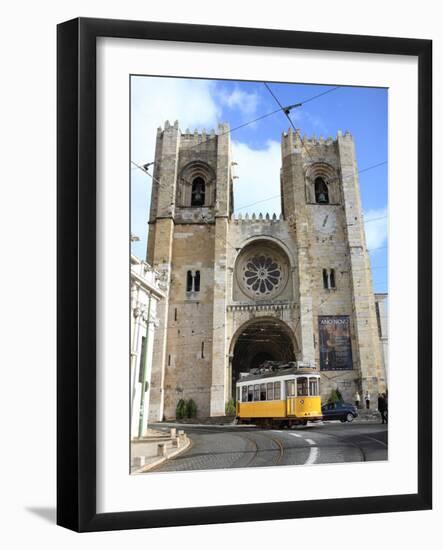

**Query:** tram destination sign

left=318, top=315, right=353, bottom=371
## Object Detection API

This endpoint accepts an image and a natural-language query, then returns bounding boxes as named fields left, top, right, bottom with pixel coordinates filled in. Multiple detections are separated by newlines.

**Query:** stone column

left=282, top=129, right=316, bottom=367
left=210, top=124, right=230, bottom=416
left=297, top=249, right=316, bottom=366
left=337, top=131, right=384, bottom=401
left=147, top=219, right=174, bottom=422
left=210, top=218, right=228, bottom=416
left=147, top=122, right=180, bottom=421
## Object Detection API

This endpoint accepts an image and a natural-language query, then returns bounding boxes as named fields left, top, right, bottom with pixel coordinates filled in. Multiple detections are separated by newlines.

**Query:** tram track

left=236, top=434, right=259, bottom=469
left=240, top=432, right=284, bottom=468
left=270, top=436, right=284, bottom=465
left=149, top=423, right=387, bottom=472
left=301, top=427, right=368, bottom=462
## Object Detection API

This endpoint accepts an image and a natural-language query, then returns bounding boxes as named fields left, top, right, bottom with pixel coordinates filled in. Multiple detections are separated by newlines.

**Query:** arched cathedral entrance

left=230, top=318, right=297, bottom=397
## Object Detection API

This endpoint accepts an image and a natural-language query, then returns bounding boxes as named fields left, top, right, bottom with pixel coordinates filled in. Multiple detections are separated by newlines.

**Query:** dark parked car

left=321, top=401, right=358, bottom=423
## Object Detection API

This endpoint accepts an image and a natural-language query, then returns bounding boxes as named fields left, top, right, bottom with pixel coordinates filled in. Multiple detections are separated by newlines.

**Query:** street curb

left=132, top=435, right=192, bottom=474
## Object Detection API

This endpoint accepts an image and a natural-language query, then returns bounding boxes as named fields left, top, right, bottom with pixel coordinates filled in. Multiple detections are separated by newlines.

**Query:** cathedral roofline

left=157, top=120, right=230, bottom=137
left=281, top=127, right=353, bottom=148
left=230, top=212, right=284, bottom=223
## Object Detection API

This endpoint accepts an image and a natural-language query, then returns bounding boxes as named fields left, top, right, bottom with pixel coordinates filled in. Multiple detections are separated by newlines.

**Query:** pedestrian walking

left=354, top=391, right=361, bottom=409
left=365, top=391, right=370, bottom=409
left=378, top=393, right=388, bottom=424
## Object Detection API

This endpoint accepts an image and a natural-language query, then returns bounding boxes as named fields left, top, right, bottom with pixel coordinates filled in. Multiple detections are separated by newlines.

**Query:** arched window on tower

left=322, top=269, right=329, bottom=289
left=329, top=268, right=336, bottom=289
left=322, top=268, right=336, bottom=290
left=194, top=271, right=200, bottom=292
left=186, top=270, right=193, bottom=292
left=315, top=177, right=329, bottom=204
left=191, top=177, right=205, bottom=206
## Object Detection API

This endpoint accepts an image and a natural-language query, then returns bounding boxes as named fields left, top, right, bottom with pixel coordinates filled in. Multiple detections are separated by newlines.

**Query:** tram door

left=286, top=379, right=296, bottom=416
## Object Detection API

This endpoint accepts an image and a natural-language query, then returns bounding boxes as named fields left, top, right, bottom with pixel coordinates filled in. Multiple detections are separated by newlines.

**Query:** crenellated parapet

left=227, top=303, right=297, bottom=312
left=230, top=212, right=284, bottom=224
left=156, top=121, right=230, bottom=153
left=281, top=127, right=353, bottom=158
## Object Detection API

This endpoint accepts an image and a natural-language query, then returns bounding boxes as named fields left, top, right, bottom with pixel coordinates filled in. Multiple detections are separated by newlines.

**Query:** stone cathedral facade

left=146, top=120, right=387, bottom=421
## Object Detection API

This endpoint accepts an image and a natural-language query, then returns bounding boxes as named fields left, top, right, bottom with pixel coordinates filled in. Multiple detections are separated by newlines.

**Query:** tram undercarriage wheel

left=291, top=419, right=308, bottom=428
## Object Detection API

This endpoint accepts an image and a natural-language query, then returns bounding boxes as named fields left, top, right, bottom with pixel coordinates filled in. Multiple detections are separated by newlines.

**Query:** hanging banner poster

left=319, top=316, right=353, bottom=371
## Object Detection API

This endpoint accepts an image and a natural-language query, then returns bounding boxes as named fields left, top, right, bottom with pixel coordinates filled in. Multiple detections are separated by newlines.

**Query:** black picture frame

left=57, top=17, right=432, bottom=532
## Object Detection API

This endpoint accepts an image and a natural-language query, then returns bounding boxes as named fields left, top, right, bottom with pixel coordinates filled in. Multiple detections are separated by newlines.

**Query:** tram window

left=254, top=384, right=260, bottom=401
left=248, top=385, right=254, bottom=402
left=286, top=380, right=295, bottom=397
left=242, top=386, right=247, bottom=402
left=260, top=384, right=266, bottom=401
left=309, top=378, right=318, bottom=396
left=297, top=377, right=308, bottom=396
left=236, top=387, right=240, bottom=401
left=274, top=381, right=281, bottom=400
left=267, top=383, right=274, bottom=400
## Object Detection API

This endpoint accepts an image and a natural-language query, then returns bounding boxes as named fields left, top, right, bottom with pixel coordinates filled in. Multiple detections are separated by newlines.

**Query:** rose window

left=234, top=242, right=290, bottom=301
left=242, top=255, right=283, bottom=296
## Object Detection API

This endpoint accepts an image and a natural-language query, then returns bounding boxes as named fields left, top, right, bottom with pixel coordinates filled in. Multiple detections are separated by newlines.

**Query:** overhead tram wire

left=233, top=158, right=388, bottom=214
left=358, top=161, right=387, bottom=174
left=296, top=85, right=342, bottom=105
left=263, top=82, right=296, bottom=124
left=133, top=82, right=347, bottom=256
left=132, top=164, right=247, bottom=255
left=362, top=215, right=388, bottom=223
left=131, top=107, right=388, bottom=357
left=148, top=239, right=387, bottom=346
left=131, top=106, right=287, bottom=172
left=182, top=84, right=341, bottom=154
left=145, top=260, right=387, bottom=348
left=261, top=82, right=388, bottom=221
left=132, top=84, right=344, bottom=173
left=132, top=88, right=386, bottom=336
left=133, top=82, right=379, bottom=217
left=131, top=160, right=162, bottom=186
left=234, top=87, right=387, bottom=231
left=263, top=81, right=316, bottom=164
left=132, top=159, right=388, bottom=262
left=132, top=158, right=245, bottom=255
left=133, top=159, right=388, bottom=267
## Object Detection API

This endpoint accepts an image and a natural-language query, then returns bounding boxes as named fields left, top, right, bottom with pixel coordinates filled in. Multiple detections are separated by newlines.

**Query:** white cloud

left=232, top=140, right=282, bottom=216
left=218, top=87, right=259, bottom=117
left=131, top=77, right=222, bottom=258
left=364, top=207, right=388, bottom=250
left=131, top=77, right=221, bottom=165
left=131, top=76, right=282, bottom=259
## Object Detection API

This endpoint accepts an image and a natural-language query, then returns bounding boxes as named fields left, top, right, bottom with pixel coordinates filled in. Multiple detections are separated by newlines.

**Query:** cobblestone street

left=148, top=422, right=388, bottom=472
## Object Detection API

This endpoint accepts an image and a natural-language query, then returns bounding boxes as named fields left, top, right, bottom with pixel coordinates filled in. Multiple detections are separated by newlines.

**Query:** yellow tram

left=235, top=362, right=322, bottom=427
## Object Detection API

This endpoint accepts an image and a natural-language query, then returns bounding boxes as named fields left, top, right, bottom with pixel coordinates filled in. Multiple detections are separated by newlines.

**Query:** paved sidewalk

left=354, top=409, right=386, bottom=423
left=131, top=427, right=190, bottom=474
left=155, top=409, right=385, bottom=428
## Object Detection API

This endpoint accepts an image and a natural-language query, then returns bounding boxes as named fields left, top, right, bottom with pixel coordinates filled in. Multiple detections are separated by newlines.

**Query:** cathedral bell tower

left=147, top=121, right=233, bottom=421
left=280, top=128, right=385, bottom=402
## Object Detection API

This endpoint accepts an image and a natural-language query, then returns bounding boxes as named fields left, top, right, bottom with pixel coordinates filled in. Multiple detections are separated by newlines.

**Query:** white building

left=130, top=254, right=166, bottom=439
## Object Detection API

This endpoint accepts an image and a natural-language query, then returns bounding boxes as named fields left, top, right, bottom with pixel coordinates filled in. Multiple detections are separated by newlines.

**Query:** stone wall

left=162, top=223, right=215, bottom=419
left=147, top=121, right=387, bottom=420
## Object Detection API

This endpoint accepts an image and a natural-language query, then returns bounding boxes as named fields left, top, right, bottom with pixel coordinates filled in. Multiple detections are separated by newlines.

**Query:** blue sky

left=131, top=77, right=387, bottom=293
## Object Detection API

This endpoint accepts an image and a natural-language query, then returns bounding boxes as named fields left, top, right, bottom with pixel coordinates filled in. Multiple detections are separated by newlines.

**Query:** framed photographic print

left=57, top=18, right=432, bottom=532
